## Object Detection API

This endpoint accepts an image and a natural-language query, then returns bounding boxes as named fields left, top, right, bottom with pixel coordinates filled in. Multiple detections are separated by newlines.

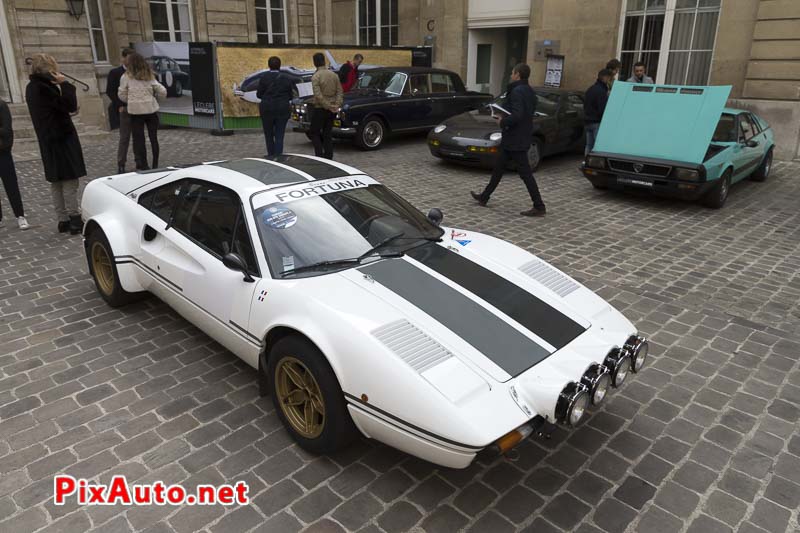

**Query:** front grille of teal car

left=608, top=159, right=672, bottom=178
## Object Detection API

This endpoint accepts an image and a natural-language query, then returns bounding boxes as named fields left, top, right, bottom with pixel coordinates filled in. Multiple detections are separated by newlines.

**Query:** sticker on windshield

left=282, top=256, right=295, bottom=272
left=263, top=205, right=298, bottom=229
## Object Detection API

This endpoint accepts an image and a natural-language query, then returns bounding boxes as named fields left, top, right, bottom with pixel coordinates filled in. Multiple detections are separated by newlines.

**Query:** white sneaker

left=17, top=216, right=30, bottom=230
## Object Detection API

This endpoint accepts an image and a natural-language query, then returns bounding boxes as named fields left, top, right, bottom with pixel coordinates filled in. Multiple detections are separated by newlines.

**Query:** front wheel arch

left=259, top=326, right=341, bottom=396
left=260, top=329, right=359, bottom=453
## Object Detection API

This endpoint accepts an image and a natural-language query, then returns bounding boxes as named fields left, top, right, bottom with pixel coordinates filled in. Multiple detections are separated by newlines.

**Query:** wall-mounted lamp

left=66, top=0, right=85, bottom=20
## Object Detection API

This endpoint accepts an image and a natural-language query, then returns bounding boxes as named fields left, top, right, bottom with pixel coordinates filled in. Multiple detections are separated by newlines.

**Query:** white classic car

left=80, top=155, right=648, bottom=469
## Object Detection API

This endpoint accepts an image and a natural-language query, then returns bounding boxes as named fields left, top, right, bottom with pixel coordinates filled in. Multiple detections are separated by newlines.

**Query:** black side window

left=749, top=113, right=761, bottom=134
left=173, top=182, right=239, bottom=258
left=139, top=180, right=182, bottom=222
left=409, top=74, right=429, bottom=95
left=739, top=115, right=754, bottom=142
left=430, top=73, right=452, bottom=94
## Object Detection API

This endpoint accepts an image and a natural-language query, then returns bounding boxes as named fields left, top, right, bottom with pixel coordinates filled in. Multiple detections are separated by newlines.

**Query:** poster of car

left=134, top=42, right=193, bottom=115
left=215, top=44, right=416, bottom=119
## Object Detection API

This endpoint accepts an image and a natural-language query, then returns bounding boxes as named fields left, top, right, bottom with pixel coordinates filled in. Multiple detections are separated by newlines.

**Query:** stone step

left=7, top=104, right=30, bottom=118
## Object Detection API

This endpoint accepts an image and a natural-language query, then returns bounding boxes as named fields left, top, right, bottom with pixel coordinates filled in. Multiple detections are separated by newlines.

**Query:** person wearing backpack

left=119, top=52, right=167, bottom=170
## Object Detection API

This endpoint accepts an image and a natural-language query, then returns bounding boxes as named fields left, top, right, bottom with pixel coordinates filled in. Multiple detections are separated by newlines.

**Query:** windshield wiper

left=280, top=258, right=361, bottom=278
left=358, top=232, right=405, bottom=261
left=280, top=233, right=441, bottom=278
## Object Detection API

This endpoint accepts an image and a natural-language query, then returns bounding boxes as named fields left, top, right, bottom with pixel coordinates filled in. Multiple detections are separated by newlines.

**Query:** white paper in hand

left=489, top=103, right=511, bottom=119
left=296, top=82, right=314, bottom=98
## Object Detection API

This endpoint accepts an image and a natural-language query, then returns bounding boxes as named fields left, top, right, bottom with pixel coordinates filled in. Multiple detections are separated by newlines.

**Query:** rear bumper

left=582, top=166, right=715, bottom=201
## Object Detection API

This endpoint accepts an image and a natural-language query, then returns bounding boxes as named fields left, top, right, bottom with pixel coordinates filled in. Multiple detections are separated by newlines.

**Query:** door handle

left=143, top=224, right=158, bottom=242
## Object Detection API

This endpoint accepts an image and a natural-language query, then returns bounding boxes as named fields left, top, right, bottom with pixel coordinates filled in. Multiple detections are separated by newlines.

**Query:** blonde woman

left=119, top=53, right=167, bottom=170
left=25, top=53, right=86, bottom=234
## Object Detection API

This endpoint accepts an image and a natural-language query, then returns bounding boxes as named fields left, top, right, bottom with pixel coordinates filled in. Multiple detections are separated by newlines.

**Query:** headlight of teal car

left=674, top=168, right=700, bottom=181
left=586, top=155, right=606, bottom=169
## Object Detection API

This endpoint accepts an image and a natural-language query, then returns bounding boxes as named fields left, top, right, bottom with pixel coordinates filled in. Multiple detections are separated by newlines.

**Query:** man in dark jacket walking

left=584, top=69, right=612, bottom=156
left=0, top=98, right=29, bottom=229
left=257, top=56, right=295, bottom=157
left=106, top=48, right=133, bottom=173
left=471, top=63, right=546, bottom=217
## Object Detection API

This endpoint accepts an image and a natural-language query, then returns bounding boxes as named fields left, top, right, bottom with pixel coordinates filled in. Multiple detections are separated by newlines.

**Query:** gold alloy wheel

left=91, top=242, right=115, bottom=296
left=275, top=356, right=326, bottom=438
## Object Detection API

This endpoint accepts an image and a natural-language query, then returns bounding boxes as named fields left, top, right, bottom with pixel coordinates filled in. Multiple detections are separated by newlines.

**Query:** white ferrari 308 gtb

left=80, top=155, right=648, bottom=468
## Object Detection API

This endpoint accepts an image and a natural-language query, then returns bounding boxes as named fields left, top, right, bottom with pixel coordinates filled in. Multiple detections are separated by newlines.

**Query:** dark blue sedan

left=292, top=67, right=492, bottom=150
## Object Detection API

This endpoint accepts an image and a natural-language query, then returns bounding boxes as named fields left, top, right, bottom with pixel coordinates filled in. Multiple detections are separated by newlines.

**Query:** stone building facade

left=1, top=0, right=798, bottom=158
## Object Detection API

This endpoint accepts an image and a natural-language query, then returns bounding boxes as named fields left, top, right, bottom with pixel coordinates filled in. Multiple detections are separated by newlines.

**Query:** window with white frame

left=619, top=0, right=720, bottom=85
left=85, top=0, right=108, bottom=63
left=255, top=0, right=287, bottom=44
left=149, top=0, right=193, bottom=42
left=357, top=0, right=398, bottom=46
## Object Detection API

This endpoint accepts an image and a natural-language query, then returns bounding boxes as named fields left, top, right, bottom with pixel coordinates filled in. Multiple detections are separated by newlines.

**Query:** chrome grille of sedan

left=372, top=320, right=453, bottom=373
left=519, top=258, right=579, bottom=297
left=607, top=159, right=672, bottom=177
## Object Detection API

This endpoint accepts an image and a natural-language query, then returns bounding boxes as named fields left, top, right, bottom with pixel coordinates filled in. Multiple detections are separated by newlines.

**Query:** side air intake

left=372, top=320, right=453, bottom=373
left=519, top=258, right=579, bottom=298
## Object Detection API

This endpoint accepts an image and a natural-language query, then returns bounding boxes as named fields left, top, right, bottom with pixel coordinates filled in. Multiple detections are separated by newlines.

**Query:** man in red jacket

left=338, top=54, right=364, bottom=92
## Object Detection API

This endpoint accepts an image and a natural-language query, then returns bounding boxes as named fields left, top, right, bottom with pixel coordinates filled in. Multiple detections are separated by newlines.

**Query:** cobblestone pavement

left=1, top=128, right=799, bottom=533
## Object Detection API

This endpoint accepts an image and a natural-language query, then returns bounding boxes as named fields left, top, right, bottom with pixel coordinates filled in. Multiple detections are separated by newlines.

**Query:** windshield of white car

left=357, top=71, right=407, bottom=95
left=254, top=184, right=444, bottom=278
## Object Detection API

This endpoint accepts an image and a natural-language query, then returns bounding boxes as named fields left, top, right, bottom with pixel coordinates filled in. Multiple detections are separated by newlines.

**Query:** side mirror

left=427, top=208, right=443, bottom=226
left=222, top=253, right=255, bottom=283
left=746, top=139, right=759, bottom=148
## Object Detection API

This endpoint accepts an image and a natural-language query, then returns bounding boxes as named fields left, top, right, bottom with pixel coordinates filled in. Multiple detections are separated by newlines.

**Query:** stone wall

left=5, top=0, right=111, bottom=127
left=743, top=0, right=800, bottom=100
left=729, top=98, right=800, bottom=160
left=331, top=0, right=356, bottom=44
left=527, top=0, right=624, bottom=91
left=205, top=0, right=252, bottom=42
left=709, top=0, right=760, bottom=98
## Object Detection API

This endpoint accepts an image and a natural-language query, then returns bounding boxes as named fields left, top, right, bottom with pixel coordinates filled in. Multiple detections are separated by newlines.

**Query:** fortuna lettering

left=275, top=179, right=367, bottom=202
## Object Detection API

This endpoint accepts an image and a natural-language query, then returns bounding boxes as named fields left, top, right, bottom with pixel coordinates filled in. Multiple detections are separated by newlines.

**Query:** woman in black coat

left=25, top=53, right=86, bottom=234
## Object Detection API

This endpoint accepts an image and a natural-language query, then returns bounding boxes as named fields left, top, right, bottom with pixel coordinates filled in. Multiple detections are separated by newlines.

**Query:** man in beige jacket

left=309, top=52, right=343, bottom=160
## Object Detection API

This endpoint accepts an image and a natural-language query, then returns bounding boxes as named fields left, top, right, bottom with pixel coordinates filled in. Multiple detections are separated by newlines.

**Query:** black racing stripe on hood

left=359, top=258, right=550, bottom=378
left=407, top=244, right=585, bottom=349
left=269, top=155, right=351, bottom=179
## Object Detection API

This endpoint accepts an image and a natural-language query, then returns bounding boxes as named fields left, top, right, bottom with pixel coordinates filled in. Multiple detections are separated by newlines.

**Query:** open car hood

left=594, top=82, right=732, bottom=165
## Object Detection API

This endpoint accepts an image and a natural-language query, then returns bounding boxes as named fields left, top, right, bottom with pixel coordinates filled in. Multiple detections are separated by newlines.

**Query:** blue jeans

left=585, top=123, right=600, bottom=156
left=261, top=112, right=289, bottom=156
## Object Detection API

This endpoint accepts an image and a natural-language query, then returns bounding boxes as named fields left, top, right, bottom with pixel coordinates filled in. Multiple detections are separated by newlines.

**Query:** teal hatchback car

left=582, top=82, right=774, bottom=208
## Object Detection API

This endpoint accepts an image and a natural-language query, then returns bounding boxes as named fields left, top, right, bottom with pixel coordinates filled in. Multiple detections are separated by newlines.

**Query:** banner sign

left=412, top=48, right=433, bottom=67
left=189, top=42, right=216, bottom=115
left=134, top=42, right=193, bottom=115
left=216, top=44, right=422, bottom=119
